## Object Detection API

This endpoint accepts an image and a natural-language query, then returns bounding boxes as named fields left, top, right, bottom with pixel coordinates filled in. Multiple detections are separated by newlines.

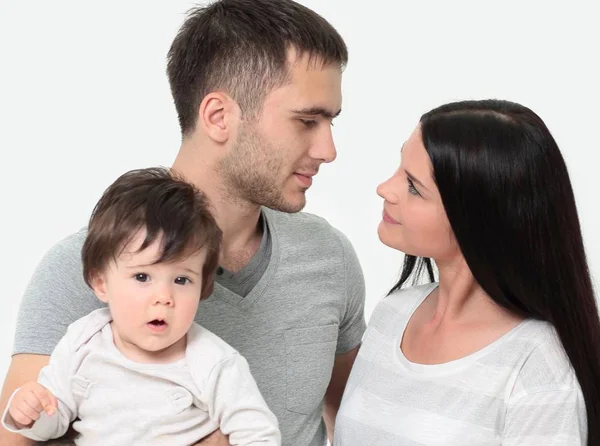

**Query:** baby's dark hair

left=82, top=167, right=222, bottom=300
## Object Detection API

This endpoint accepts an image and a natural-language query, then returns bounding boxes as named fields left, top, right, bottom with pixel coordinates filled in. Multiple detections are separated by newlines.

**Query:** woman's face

left=377, top=125, right=458, bottom=261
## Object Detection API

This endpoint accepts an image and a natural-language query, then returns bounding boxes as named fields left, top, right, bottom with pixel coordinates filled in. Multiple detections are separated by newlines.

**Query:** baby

left=2, top=167, right=280, bottom=445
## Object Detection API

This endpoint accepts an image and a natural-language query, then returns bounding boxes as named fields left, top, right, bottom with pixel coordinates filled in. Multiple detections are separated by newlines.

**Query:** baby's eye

left=174, top=277, right=191, bottom=285
left=134, top=273, right=149, bottom=282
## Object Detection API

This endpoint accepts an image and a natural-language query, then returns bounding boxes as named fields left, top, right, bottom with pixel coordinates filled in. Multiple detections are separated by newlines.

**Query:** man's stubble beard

left=216, top=123, right=306, bottom=213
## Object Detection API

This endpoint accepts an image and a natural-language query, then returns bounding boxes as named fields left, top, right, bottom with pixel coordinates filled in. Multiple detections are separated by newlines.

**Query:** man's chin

left=265, top=194, right=306, bottom=214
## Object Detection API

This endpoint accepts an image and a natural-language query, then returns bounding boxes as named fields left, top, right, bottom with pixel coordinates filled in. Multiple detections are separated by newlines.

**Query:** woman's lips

left=382, top=210, right=400, bottom=224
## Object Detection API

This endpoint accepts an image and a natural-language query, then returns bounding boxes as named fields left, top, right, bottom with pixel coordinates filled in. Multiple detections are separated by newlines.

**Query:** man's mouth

left=294, top=172, right=316, bottom=187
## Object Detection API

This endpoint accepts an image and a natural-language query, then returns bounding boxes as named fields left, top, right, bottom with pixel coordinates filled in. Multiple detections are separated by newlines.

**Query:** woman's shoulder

left=510, top=319, right=581, bottom=397
left=367, top=283, right=437, bottom=334
left=377, top=282, right=437, bottom=312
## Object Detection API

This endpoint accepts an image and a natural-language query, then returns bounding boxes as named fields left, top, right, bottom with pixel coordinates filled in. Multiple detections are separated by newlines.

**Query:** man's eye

left=300, top=119, right=317, bottom=128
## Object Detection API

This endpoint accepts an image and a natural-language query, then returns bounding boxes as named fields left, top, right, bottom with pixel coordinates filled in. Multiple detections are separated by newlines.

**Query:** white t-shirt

left=2, top=308, right=280, bottom=445
left=334, top=283, right=586, bottom=445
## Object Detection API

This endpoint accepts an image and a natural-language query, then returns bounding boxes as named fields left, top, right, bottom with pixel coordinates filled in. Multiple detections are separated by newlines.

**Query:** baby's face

left=92, top=230, right=206, bottom=363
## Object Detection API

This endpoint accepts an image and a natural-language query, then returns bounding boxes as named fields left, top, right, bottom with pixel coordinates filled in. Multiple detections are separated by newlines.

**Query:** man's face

left=218, top=50, right=343, bottom=213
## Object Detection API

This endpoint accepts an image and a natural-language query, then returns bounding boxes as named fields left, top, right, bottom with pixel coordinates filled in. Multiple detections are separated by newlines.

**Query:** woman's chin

left=377, top=224, right=404, bottom=251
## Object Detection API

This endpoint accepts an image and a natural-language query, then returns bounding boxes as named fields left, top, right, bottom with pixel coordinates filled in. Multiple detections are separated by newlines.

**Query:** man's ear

left=197, top=92, right=240, bottom=144
left=90, top=272, right=109, bottom=303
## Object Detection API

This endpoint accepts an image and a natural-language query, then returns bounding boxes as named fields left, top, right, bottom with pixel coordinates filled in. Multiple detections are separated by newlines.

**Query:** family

left=1, top=0, right=598, bottom=445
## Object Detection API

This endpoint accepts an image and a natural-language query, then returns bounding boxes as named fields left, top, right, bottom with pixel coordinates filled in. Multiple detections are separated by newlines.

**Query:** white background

left=0, top=0, right=598, bottom=386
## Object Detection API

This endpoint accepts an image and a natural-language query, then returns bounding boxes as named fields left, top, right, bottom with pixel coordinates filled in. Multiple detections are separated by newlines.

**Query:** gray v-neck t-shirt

left=215, top=212, right=271, bottom=298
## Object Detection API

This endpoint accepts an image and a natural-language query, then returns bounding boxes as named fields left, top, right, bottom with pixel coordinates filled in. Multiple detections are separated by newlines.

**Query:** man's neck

left=171, top=141, right=263, bottom=264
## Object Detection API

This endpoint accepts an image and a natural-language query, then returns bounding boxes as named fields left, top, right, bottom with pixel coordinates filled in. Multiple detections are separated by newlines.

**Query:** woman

left=334, top=100, right=600, bottom=445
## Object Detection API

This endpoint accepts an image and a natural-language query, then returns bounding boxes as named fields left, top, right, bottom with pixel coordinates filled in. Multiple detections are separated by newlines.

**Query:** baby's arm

left=2, top=334, right=77, bottom=441
left=205, top=354, right=280, bottom=446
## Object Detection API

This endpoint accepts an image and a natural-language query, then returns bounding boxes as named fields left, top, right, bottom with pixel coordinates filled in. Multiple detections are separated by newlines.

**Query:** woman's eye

left=408, top=178, right=420, bottom=196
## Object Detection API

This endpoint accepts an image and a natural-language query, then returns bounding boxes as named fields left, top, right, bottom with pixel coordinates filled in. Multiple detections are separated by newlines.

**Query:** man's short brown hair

left=167, top=0, right=348, bottom=135
left=82, top=167, right=222, bottom=300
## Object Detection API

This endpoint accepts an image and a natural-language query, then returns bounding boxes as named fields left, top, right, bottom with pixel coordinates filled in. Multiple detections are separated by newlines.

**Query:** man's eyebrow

left=291, top=107, right=342, bottom=119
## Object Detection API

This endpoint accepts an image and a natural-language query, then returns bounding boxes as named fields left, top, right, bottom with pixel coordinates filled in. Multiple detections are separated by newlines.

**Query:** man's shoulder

left=13, top=227, right=102, bottom=356
left=43, top=227, right=88, bottom=263
left=263, top=208, right=348, bottom=250
left=28, top=226, right=90, bottom=293
left=264, top=207, right=336, bottom=230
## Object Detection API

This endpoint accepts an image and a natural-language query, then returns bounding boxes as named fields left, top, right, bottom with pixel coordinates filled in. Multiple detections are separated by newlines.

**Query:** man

left=0, top=1, right=366, bottom=445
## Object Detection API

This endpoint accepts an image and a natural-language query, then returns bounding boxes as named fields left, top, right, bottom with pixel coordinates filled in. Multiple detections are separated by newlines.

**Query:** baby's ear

left=90, top=273, right=109, bottom=303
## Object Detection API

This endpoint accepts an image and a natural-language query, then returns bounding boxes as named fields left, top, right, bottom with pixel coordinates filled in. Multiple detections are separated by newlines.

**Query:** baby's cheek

left=180, top=298, right=200, bottom=321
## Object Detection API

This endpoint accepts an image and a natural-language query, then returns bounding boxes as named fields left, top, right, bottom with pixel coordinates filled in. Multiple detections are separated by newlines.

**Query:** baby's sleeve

left=204, top=353, right=281, bottom=445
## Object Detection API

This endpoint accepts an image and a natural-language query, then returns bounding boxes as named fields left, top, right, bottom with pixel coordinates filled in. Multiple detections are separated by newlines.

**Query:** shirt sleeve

left=2, top=333, right=78, bottom=441
left=503, top=388, right=587, bottom=445
left=334, top=230, right=366, bottom=355
left=204, top=353, right=281, bottom=445
left=12, top=229, right=102, bottom=356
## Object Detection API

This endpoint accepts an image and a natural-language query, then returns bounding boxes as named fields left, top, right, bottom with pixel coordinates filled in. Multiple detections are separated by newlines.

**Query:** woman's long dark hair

left=389, top=99, right=600, bottom=443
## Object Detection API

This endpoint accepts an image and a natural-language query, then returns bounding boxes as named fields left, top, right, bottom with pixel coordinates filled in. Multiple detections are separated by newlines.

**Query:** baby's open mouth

left=149, top=319, right=166, bottom=326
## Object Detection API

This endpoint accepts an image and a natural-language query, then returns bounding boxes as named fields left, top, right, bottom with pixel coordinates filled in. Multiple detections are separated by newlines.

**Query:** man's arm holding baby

left=0, top=354, right=51, bottom=445
left=1, top=232, right=101, bottom=445
left=195, top=429, right=231, bottom=445
left=2, top=332, right=79, bottom=444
